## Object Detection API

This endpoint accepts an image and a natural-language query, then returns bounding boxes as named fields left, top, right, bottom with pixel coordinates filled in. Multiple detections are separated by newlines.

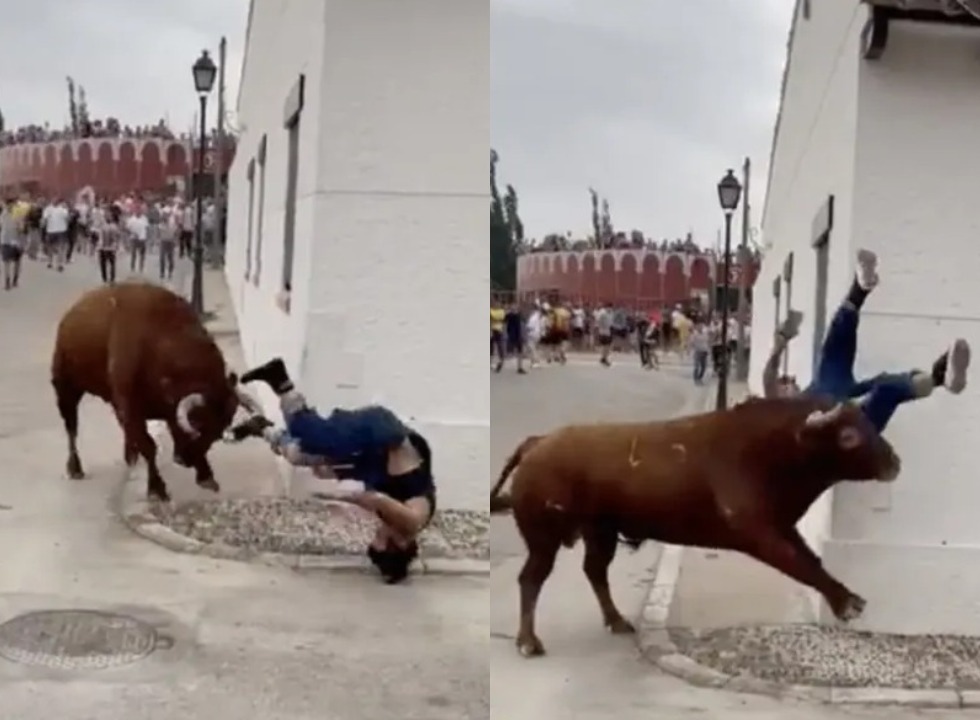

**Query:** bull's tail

left=489, top=435, right=544, bottom=514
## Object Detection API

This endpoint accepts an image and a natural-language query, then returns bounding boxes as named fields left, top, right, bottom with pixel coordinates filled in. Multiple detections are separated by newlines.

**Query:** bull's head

left=170, top=372, right=251, bottom=467
left=796, top=402, right=901, bottom=482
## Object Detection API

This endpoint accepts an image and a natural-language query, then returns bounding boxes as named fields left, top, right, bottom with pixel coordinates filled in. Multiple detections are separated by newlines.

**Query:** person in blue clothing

left=761, top=249, right=970, bottom=433
left=229, top=358, right=436, bottom=584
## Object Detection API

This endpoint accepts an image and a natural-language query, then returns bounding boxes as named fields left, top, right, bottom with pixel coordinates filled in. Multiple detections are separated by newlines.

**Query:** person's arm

left=761, top=334, right=790, bottom=398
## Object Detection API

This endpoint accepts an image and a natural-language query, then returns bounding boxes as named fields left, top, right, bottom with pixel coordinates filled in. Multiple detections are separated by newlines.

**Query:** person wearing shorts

left=595, top=304, right=614, bottom=366
left=230, top=358, right=437, bottom=584
left=0, top=199, right=25, bottom=290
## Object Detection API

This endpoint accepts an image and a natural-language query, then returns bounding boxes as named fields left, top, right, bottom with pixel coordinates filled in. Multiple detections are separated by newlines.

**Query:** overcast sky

left=492, top=0, right=795, bottom=246
left=0, top=0, right=246, bottom=134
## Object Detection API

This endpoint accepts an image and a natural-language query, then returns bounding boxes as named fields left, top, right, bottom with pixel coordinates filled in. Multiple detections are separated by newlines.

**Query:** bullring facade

left=0, top=138, right=234, bottom=198
left=517, top=249, right=760, bottom=307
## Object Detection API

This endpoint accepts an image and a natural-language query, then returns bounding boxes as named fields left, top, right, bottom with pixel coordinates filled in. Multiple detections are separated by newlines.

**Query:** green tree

left=490, top=149, right=519, bottom=291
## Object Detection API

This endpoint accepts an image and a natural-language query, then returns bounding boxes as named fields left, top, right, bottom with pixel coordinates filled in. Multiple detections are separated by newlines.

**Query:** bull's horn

left=175, top=393, right=205, bottom=436
left=235, top=388, right=262, bottom=415
left=804, top=403, right=845, bottom=428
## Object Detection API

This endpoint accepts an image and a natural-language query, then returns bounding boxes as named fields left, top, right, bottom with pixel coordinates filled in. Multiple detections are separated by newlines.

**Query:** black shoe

left=229, top=415, right=274, bottom=441
left=240, top=358, right=292, bottom=393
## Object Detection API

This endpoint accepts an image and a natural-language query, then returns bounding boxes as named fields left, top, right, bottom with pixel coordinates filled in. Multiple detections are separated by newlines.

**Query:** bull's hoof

left=148, top=487, right=171, bottom=503
left=606, top=617, right=636, bottom=635
left=516, top=635, right=546, bottom=658
left=66, top=458, right=85, bottom=480
left=837, top=594, right=867, bottom=622
left=196, top=477, right=220, bottom=493
left=124, top=445, right=139, bottom=466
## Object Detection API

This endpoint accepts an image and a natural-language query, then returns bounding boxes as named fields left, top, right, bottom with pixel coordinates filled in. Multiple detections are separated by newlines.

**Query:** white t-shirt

left=127, top=215, right=149, bottom=241
left=526, top=312, right=543, bottom=341
left=43, top=205, right=70, bottom=234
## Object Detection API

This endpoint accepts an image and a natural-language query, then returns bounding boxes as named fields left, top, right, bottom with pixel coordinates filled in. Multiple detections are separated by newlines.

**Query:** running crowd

left=0, top=194, right=221, bottom=290
left=489, top=297, right=748, bottom=383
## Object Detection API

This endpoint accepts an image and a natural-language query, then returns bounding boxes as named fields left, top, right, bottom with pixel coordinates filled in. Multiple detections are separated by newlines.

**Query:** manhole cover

left=0, top=610, right=158, bottom=669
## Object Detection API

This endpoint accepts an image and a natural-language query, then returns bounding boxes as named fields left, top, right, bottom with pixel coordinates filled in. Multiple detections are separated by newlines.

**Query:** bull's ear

left=837, top=426, right=863, bottom=450
left=227, top=372, right=238, bottom=386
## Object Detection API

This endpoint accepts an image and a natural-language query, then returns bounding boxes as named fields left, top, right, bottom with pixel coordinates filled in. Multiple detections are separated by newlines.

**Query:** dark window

left=772, top=275, right=782, bottom=338
left=281, top=117, right=300, bottom=300
left=280, top=74, right=305, bottom=307
left=253, top=135, right=267, bottom=287
left=782, top=252, right=795, bottom=377
left=811, top=196, right=834, bottom=372
left=244, top=159, right=255, bottom=280
left=802, top=0, right=811, bottom=20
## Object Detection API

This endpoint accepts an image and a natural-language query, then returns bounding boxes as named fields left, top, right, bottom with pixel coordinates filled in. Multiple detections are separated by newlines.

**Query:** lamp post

left=716, top=168, right=743, bottom=410
left=190, top=50, right=217, bottom=316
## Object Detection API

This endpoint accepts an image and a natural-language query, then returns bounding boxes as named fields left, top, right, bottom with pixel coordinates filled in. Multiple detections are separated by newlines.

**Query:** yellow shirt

left=554, top=307, right=571, bottom=332
left=10, top=201, right=29, bottom=224
left=490, top=308, right=505, bottom=333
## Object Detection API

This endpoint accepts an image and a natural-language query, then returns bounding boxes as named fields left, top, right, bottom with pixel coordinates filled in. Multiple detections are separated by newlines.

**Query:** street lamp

left=190, top=49, right=217, bottom=316
left=715, top=169, right=742, bottom=410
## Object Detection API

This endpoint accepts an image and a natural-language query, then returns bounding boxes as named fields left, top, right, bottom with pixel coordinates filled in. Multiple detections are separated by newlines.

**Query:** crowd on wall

left=0, top=119, right=222, bottom=148
left=522, top=230, right=762, bottom=262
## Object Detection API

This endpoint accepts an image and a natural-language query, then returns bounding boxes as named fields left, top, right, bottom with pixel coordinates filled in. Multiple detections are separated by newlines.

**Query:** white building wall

left=820, top=21, right=980, bottom=634
left=226, top=0, right=329, bottom=385
left=226, top=0, right=488, bottom=511
left=751, top=2, right=866, bottom=583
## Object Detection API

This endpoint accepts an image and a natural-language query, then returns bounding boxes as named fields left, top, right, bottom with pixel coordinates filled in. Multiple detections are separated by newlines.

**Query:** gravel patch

left=670, top=624, right=980, bottom=690
left=151, top=498, right=488, bottom=560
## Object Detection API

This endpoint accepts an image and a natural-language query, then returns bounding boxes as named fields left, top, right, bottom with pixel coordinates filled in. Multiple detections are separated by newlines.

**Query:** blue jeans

left=693, top=350, right=708, bottom=383
left=805, top=305, right=917, bottom=433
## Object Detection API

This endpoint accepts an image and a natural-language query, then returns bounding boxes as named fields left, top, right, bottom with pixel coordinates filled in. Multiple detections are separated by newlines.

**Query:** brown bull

left=51, top=282, right=251, bottom=501
left=489, top=397, right=901, bottom=657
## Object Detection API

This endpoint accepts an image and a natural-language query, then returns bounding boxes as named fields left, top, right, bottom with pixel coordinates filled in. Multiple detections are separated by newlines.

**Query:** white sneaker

left=779, top=310, right=804, bottom=340
left=856, top=249, right=879, bottom=291
left=946, top=339, right=971, bottom=394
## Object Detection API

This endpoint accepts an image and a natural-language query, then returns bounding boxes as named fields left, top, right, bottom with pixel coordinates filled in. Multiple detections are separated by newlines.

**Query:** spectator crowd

left=0, top=119, right=221, bottom=148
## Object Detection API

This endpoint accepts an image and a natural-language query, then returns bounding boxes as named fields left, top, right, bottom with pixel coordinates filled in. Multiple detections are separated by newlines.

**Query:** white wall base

left=821, top=539, right=980, bottom=635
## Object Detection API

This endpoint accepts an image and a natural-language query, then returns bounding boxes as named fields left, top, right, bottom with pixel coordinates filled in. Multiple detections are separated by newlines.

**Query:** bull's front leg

left=737, top=521, right=865, bottom=622
left=194, top=456, right=220, bottom=493
left=114, top=405, right=170, bottom=502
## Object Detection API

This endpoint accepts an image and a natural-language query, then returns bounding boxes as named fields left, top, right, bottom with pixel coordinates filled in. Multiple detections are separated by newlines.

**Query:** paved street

left=0, top=257, right=486, bottom=719
left=488, top=360, right=980, bottom=719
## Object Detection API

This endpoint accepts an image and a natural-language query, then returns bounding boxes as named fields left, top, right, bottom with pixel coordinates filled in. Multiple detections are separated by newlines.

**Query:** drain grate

left=0, top=610, right=159, bottom=669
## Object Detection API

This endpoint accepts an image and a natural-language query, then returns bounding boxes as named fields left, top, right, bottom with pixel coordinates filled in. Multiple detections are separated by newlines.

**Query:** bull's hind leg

left=53, top=380, right=85, bottom=479
left=516, top=540, right=560, bottom=657
left=582, top=524, right=634, bottom=634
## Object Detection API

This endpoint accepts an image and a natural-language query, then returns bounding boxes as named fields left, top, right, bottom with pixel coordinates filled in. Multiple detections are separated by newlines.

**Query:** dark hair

left=368, top=541, right=419, bottom=584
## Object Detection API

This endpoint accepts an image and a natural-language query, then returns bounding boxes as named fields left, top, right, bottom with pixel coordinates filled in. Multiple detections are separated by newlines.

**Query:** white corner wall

left=226, top=0, right=489, bottom=511
left=751, top=2, right=865, bottom=581
left=226, top=0, right=328, bottom=389
left=820, top=21, right=980, bottom=634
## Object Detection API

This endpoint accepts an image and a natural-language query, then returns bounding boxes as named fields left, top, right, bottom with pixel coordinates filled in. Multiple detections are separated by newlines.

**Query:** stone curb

left=636, top=547, right=972, bottom=707
left=112, top=423, right=489, bottom=578
left=634, top=391, right=969, bottom=708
